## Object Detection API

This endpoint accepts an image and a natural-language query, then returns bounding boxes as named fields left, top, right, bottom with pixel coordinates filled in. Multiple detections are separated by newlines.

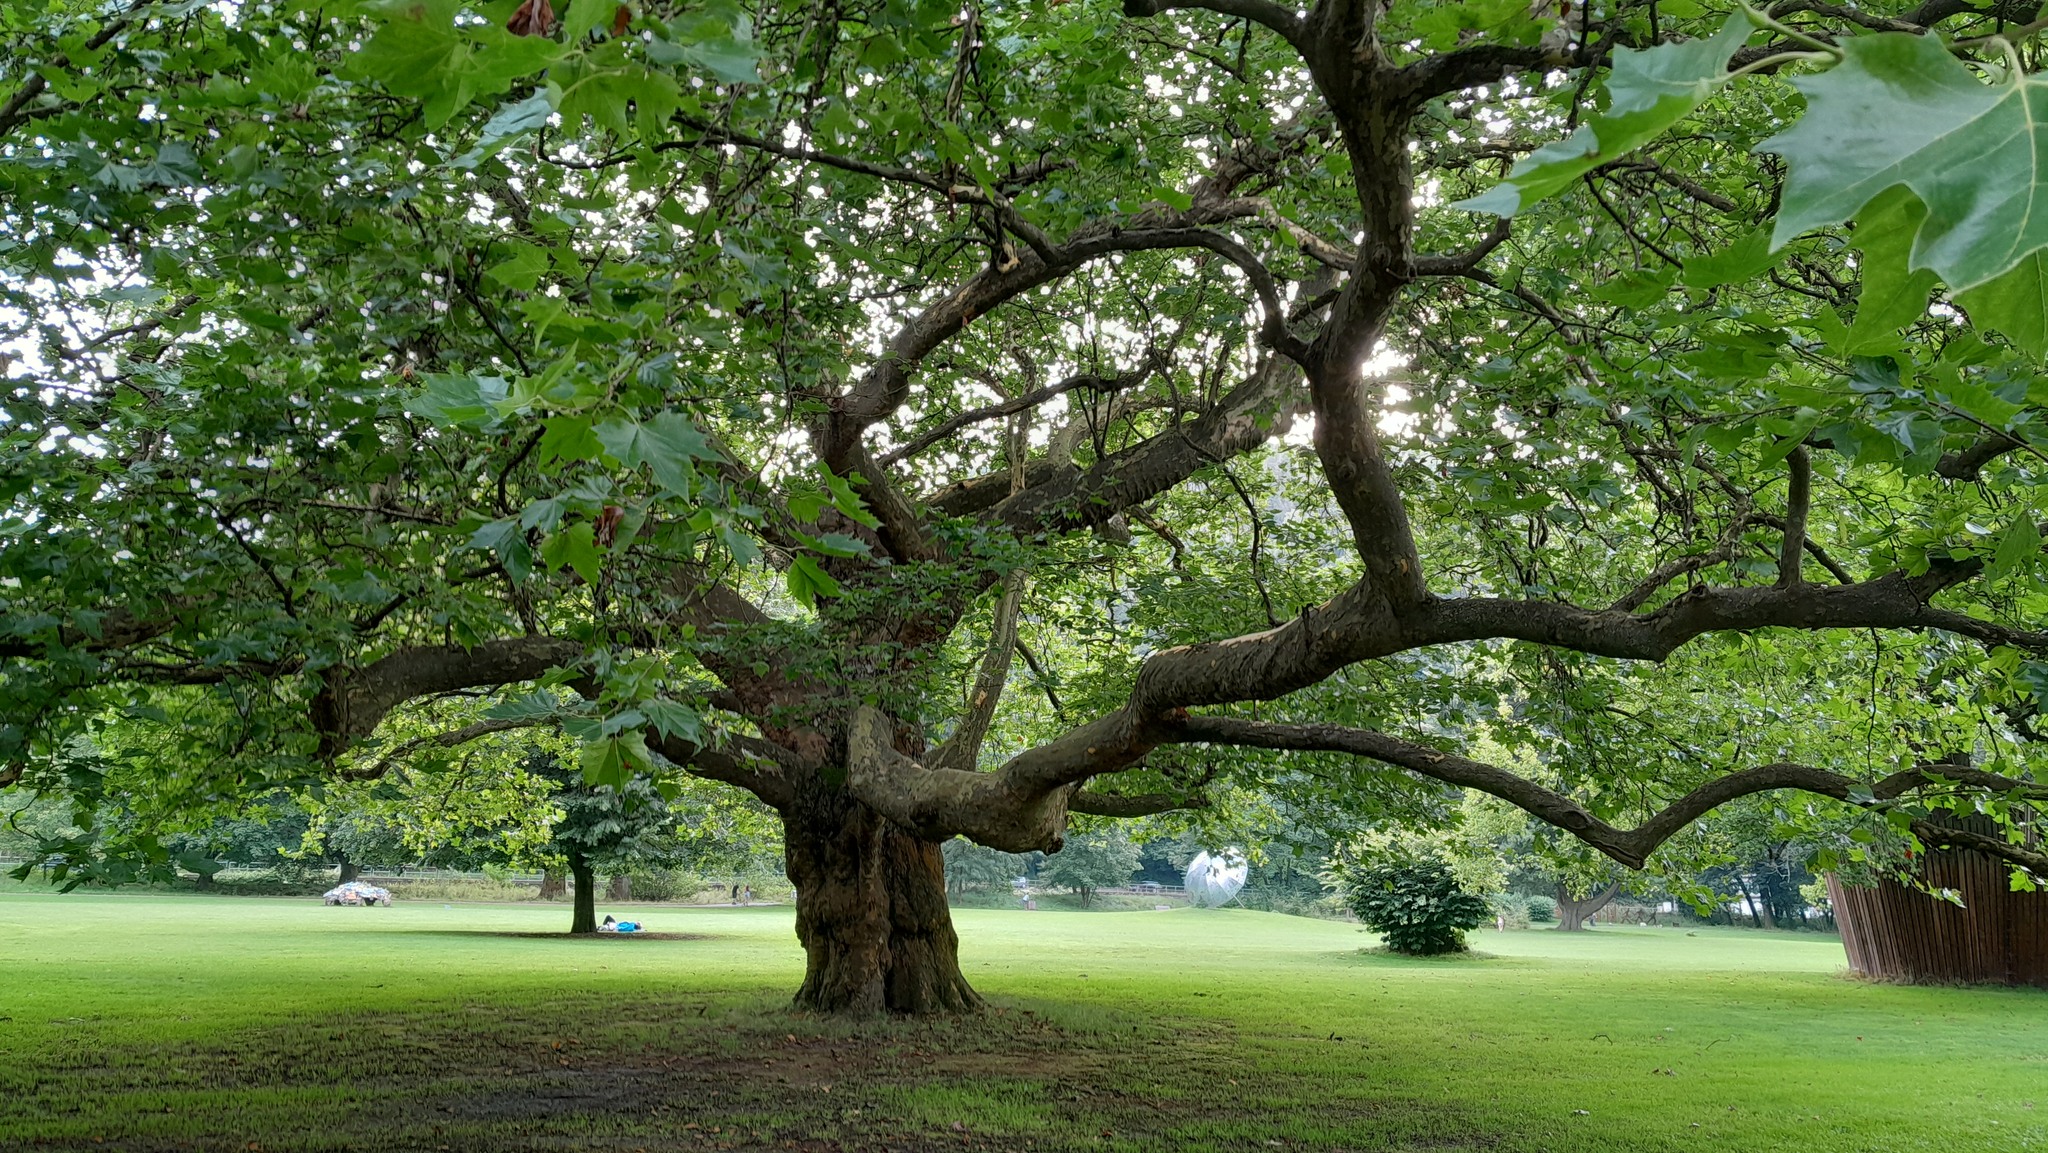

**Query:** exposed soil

left=0, top=997, right=1479, bottom=1153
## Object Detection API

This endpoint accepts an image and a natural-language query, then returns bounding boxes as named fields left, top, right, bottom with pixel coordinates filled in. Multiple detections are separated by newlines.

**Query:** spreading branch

left=1170, top=716, right=2048, bottom=874
left=311, top=637, right=586, bottom=759
left=1120, top=0, right=1310, bottom=57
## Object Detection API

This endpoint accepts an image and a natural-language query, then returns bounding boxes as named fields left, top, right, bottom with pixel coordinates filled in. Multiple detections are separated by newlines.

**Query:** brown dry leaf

left=594, top=504, right=625, bottom=547
left=505, top=0, right=554, bottom=37
left=611, top=4, right=631, bottom=36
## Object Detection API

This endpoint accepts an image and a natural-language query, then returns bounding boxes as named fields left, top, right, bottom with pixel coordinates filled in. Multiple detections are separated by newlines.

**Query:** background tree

left=1034, top=826, right=1139, bottom=907
left=942, top=837, right=1036, bottom=897
left=537, top=757, right=674, bottom=934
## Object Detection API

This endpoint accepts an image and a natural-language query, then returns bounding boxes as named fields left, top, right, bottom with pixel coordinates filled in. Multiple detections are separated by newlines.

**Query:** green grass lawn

left=0, top=891, right=2041, bottom=1152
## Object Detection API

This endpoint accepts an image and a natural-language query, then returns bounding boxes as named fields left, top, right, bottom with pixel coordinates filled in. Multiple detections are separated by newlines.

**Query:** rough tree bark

left=608, top=874, right=631, bottom=902
left=569, top=856, right=597, bottom=935
left=783, top=780, right=981, bottom=1014
left=1555, top=883, right=1620, bottom=931
left=336, top=852, right=359, bottom=884
left=539, top=868, right=566, bottom=900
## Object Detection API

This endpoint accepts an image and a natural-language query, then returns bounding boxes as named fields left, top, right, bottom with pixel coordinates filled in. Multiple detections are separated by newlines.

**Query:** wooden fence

left=1828, top=817, right=2048, bottom=988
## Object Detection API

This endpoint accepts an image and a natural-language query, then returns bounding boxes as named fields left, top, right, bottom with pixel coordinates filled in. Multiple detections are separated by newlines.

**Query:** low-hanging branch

left=1166, top=714, right=2048, bottom=874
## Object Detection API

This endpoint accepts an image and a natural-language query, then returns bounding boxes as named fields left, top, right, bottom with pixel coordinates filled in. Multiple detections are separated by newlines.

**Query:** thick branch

left=878, top=359, right=1156, bottom=469
left=989, top=357, right=1303, bottom=534
left=1395, top=42, right=1574, bottom=105
left=1170, top=716, right=2048, bottom=874
left=1411, top=219, right=1513, bottom=277
left=311, top=637, right=585, bottom=759
left=1777, top=446, right=1811, bottom=587
left=826, top=225, right=1301, bottom=470
left=931, top=413, right=1032, bottom=773
left=1068, top=788, right=1206, bottom=817
left=986, top=564, right=2048, bottom=804
left=1121, top=0, right=1310, bottom=56
left=650, top=730, right=797, bottom=811
left=1936, top=431, right=2027, bottom=481
left=1610, top=510, right=1755, bottom=612
left=0, top=607, right=181, bottom=660
left=845, top=706, right=1077, bottom=852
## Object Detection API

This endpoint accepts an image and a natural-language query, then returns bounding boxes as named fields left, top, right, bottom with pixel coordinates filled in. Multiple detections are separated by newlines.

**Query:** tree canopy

left=6, top=0, right=2048, bottom=1010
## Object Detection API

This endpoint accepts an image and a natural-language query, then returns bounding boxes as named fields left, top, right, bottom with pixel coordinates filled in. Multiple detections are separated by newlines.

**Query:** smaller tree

left=1036, top=827, right=1139, bottom=908
left=942, top=837, right=1037, bottom=896
left=1334, top=855, right=1490, bottom=956
left=540, top=760, right=673, bottom=934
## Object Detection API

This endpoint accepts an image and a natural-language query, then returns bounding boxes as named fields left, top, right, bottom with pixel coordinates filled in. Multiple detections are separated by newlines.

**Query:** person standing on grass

left=730, top=882, right=739, bottom=904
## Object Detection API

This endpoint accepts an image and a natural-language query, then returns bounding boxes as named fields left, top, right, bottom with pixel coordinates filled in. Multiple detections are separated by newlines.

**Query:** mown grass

left=0, top=890, right=2041, bottom=1152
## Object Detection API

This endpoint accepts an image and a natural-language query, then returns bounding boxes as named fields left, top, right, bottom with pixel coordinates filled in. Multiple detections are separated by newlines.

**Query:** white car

left=322, top=881, right=393, bottom=907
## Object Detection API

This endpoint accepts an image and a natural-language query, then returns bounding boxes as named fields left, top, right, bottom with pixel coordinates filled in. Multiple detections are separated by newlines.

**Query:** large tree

left=8, top=0, right=2048, bottom=1013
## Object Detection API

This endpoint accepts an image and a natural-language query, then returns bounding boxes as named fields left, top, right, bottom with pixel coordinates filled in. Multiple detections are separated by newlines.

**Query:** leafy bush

left=1342, top=859, right=1490, bottom=955
left=625, top=868, right=703, bottom=902
left=1526, top=896, right=1556, bottom=923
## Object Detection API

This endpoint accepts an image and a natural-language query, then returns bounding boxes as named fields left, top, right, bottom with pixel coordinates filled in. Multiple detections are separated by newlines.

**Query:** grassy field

left=0, top=892, right=2041, bottom=1152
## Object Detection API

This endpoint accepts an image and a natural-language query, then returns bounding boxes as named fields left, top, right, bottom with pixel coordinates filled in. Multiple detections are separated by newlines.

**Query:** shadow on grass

left=388, top=929, right=716, bottom=942
left=0, top=990, right=1503, bottom=1152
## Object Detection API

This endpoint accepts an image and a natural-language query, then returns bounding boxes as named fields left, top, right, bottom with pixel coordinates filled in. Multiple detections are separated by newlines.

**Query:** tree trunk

left=608, top=873, right=631, bottom=901
left=1734, top=874, right=1764, bottom=928
left=1555, top=882, right=1620, bottom=931
left=539, top=868, right=566, bottom=900
left=569, top=857, right=597, bottom=935
left=783, top=788, right=981, bottom=1015
left=336, top=851, right=359, bottom=884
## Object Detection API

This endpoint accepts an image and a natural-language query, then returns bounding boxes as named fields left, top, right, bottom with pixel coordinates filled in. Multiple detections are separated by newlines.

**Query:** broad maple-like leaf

left=1763, top=32, right=2048, bottom=292
left=1456, top=13, right=1749, bottom=216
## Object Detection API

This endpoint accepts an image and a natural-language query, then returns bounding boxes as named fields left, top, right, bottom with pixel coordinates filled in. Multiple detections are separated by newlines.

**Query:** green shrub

left=1526, top=896, right=1555, bottom=923
left=626, top=868, right=702, bottom=902
left=1343, top=859, right=1489, bottom=955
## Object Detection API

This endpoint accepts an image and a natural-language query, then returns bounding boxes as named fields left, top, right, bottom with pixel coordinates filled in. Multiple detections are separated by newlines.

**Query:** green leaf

left=785, top=553, right=840, bottom=608
left=1989, top=514, right=2041, bottom=580
left=594, top=411, right=715, bottom=496
left=1844, top=188, right=1940, bottom=354
left=1591, top=266, right=1675, bottom=308
left=450, top=89, right=555, bottom=169
left=1956, top=251, right=2048, bottom=358
left=580, top=732, right=651, bottom=789
left=541, top=521, right=603, bottom=585
left=538, top=414, right=605, bottom=464
left=641, top=697, right=703, bottom=746
left=353, top=0, right=563, bottom=127
left=561, top=0, right=614, bottom=44
left=1681, top=228, right=1786, bottom=290
left=647, top=30, right=764, bottom=85
left=1456, top=13, right=1748, bottom=216
left=1763, top=32, right=2048, bottom=291
left=405, top=373, right=510, bottom=427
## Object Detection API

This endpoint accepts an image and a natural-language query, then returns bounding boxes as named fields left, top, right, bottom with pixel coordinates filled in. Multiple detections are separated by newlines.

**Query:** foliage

left=942, top=836, right=1036, bottom=895
left=1334, top=852, right=1491, bottom=956
left=1034, top=826, right=1139, bottom=907
left=538, top=756, right=673, bottom=876
left=7, top=0, right=2048, bottom=1010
